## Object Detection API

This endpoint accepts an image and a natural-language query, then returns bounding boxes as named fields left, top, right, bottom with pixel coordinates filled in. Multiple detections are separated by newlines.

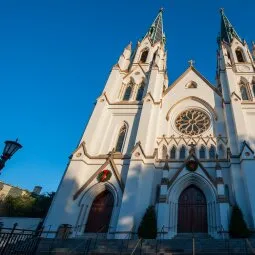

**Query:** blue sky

left=0, top=0, right=254, bottom=193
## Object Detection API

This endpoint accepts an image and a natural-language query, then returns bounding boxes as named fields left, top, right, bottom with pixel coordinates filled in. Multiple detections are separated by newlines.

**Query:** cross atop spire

left=144, top=8, right=166, bottom=45
left=220, top=8, right=242, bottom=44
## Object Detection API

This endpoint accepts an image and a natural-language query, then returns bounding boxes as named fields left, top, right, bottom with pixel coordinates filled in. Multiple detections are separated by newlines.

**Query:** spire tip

left=159, top=7, right=164, bottom=13
left=220, top=8, right=224, bottom=14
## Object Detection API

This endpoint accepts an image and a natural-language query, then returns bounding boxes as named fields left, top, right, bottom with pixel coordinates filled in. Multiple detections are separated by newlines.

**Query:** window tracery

left=175, top=109, right=210, bottom=136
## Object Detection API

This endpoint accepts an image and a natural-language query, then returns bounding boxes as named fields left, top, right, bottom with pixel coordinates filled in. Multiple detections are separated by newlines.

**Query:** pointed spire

left=144, top=8, right=166, bottom=45
left=220, top=8, right=242, bottom=44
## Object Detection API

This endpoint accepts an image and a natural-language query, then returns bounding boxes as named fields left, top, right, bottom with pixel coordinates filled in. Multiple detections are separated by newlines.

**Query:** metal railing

left=130, top=238, right=142, bottom=255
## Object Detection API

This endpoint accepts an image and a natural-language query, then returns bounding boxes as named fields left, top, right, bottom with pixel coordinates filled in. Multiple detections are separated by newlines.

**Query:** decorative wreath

left=97, top=169, right=112, bottom=182
left=186, top=160, right=198, bottom=172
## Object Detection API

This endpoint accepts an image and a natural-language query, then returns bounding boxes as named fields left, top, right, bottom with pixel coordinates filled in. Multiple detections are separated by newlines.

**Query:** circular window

left=175, top=109, right=210, bottom=136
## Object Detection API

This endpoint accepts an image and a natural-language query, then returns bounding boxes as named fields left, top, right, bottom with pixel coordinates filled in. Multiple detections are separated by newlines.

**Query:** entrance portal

left=85, top=190, right=114, bottom=233
left=178, top=185, right=207, bottom=233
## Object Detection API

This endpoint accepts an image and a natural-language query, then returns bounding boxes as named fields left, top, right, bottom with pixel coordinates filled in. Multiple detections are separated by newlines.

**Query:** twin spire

left=143, top=8, right=241, bottom=46
left=220, top=8, right=242, bottom=44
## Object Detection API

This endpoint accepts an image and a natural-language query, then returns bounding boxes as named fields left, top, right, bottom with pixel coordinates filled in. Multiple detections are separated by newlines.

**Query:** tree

left=229, top=205, right=250, bottom=238
left=0, top=192, right=55, bottom=218
left=138, top=206, right=157, bottom=239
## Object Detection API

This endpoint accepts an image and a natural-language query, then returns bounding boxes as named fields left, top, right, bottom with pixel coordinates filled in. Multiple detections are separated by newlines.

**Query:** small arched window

left=218, top=144, right=225, bottom=159
left=162, top=145, right=167, bottom=159
left=123, top=85, right=133, bottom=101
left=209, top=145, right=216, bottom=159
left=140, top=50, right=149, bottom=63
left=240, top=85, right=249, bottom=100
left=236, top=48, right=245, bottom=63
left=170, top=146, right=176, bottom=159
left=180, top=145, right=186, bottom=159
left=186, top=81, right=197, bottom=88
left=136, top=85, right=144, bottom=101
left=199, top=146, right=206, bottom=159
left=115, top=125, right=127, bottom=152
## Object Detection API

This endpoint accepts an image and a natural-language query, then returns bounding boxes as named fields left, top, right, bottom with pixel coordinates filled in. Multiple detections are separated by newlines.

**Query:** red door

left=85, top=190, right=114, bottom=233
left=178, top=185, right=207, bottom=233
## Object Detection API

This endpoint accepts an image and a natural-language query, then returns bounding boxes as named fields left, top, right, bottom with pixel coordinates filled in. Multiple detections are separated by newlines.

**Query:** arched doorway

left=85, top=190, right=114, bottom=233
left=178, top=185, right=207, bottom=233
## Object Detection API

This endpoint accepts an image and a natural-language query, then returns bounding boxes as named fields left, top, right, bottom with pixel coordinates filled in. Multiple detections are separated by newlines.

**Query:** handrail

left=130, top=238, right=142, bottom=255
left=246, top=238, right=255, bottom=254
left=192, top=234, right=195, bottom=255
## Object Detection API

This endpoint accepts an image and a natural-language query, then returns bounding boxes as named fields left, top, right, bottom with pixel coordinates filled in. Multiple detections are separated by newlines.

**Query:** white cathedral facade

left=44, top=9, right=255, bottom=239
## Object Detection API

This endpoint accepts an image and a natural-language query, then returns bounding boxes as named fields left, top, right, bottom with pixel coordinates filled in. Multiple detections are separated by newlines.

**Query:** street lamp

left=0, top=139, right=22, bottom=171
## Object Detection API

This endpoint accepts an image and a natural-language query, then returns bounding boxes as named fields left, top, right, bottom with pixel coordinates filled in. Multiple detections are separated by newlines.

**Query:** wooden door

left=178, top=185, right=207, bottom=233
left=85, top=190, right=114, bottom=233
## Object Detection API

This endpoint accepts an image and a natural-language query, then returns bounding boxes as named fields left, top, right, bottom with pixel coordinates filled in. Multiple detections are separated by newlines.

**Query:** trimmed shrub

left=138, top=205, right=157, bottom=239
left=229, top=205, right=250, bottom=238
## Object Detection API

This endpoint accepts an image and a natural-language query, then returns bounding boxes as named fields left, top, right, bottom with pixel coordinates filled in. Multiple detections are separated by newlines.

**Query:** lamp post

left=0, top=139, right=22, bottom=171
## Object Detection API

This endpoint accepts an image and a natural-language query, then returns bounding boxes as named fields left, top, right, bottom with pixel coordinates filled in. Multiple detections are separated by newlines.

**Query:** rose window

left=175, top=109, right=210, bottom=135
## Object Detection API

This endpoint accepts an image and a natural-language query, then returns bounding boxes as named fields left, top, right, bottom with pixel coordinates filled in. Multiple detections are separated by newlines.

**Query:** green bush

left=138, top=205, right=157, bottom=239
left=0, top=192, right=54, bottom=218
left=229, top=205, right=250, bottom=238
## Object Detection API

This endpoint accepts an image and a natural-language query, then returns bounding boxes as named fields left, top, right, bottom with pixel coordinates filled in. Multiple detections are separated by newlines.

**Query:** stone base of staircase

left=36, top=236, right=255, bottom=255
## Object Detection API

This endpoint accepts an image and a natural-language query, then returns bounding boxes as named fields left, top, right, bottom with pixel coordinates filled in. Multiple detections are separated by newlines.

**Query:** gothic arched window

left=236, top=49, right=245, bottom=63
left=218, top=144, right=225, bottom=159
left=140, top=50, right=149, bottom=63
left=115, top=125, right=127, bottom=152
left=180, top=145, right=186, bottom=159
left=162, top=145, right=167, bottom=159
left=123, top=85, right=132, bottom=101
left=240, top=85, right=249, bottom=100
left=199, top=146, right=206, bottom=159
left=209, top=145, right=216, bottom=159
left=170, top=146, right=176, bottom=159
left=136, top=85, right=144, bottom=101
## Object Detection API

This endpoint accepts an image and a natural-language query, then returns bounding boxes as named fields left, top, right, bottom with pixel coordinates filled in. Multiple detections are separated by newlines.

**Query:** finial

left=220, top=8, right=224, bottom=14
left=188, top=60, right=195, bottom=67
left=252, top=41, right=255, bottom=47
left=159, top=7, right=164, bottom=13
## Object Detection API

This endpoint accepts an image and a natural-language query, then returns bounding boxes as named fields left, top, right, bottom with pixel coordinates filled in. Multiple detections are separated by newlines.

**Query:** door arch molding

left=167, top=172, right=218, bottom=237
left=76, top=182, right=121, bottom=234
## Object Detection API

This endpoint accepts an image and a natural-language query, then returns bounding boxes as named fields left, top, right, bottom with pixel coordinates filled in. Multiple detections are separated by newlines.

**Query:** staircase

left=36, top=236, right=255, bottom=254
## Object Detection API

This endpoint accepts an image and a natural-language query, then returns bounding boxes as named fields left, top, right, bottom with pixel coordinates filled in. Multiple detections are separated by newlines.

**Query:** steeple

left=220, top=8, right=242, bottom=44
left=144, top=8, right=166, bottom=45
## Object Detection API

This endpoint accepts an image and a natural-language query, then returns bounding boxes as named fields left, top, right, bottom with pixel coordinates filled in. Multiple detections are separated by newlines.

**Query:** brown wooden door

left=85, top=190, right=114, bottom=233
left=178, top=185, right=207, bottom=233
